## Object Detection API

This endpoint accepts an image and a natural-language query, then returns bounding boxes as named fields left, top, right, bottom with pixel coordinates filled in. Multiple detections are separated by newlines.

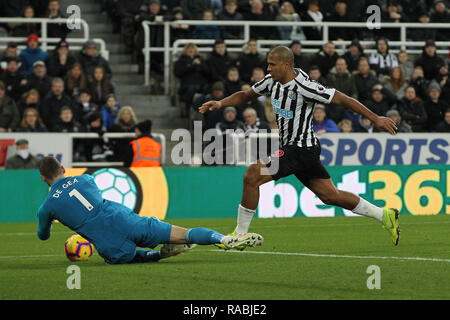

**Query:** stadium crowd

left=0, top=0, right=449, bottom=167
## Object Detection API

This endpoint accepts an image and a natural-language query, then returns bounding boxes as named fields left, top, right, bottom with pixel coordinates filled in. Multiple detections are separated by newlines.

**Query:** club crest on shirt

left=288, top=91, right=296, bottom=100
left=317, top=85, right=325, bottom=91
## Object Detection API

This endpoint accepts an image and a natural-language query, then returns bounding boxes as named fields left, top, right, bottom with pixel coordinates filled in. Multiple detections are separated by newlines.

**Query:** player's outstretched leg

left=171, top=226, right=264, bottom=250
left=308, top=178, right=400, bottom=246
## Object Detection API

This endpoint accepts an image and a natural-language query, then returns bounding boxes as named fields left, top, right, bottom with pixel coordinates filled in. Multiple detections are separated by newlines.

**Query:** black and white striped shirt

left=251, top=68, right=335, bottom=148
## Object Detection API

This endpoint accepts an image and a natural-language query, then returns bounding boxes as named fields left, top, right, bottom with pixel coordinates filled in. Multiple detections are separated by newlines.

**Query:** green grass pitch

left=1, top=215, right=449, bottom=300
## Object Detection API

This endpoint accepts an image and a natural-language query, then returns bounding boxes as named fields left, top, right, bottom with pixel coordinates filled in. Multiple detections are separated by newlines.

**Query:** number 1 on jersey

left=69, top=188, right=94, bottom=211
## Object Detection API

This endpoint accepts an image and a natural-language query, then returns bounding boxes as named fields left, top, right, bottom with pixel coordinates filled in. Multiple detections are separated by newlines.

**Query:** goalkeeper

left=37, top=156, right=263, bottom=264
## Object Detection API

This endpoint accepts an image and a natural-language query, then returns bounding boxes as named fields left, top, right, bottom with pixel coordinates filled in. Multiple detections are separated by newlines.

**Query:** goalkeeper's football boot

left=160, top=243, right=197, bottom=258
left=214, top=231, right=247, bottom=251
left=382, top=208, right=400, bottom=246
left=221, top=233, right=264, bottom=250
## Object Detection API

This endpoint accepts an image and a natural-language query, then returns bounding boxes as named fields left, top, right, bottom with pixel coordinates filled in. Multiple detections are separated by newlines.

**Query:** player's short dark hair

left=39, top=156, right=63, bottom=180
left=269, top=46, right=294, bottom=66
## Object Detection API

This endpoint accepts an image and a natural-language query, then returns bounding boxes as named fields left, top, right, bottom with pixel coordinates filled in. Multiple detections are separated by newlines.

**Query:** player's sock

left=131, top=249, right=162, bottom=263
left=351, top=197, right=383, bottom=222
left=184, top=227, right=224, bottom=245
left=235, top=204, right=256, bottom=234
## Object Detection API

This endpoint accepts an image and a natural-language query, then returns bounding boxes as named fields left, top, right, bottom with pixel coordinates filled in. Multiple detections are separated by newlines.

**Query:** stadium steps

left=61, top=0, right=188, bottom=165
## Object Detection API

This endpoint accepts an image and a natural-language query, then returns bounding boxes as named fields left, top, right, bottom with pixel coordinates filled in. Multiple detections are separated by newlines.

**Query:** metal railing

left=71, top=132, right=166, bottom=167
left=0, top=17, right=109, bottom=59
left=142, top=20, right=450, bottom=94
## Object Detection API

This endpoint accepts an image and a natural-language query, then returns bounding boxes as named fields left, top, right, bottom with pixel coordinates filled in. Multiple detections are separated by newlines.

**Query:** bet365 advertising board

left=0, top=165, right=449, bottom=223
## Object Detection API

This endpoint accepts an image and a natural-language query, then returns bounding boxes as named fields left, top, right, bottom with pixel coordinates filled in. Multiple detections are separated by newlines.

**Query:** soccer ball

left=92, top=168, right=137, bottom=210
left=65, top=234, right=94, bottom=261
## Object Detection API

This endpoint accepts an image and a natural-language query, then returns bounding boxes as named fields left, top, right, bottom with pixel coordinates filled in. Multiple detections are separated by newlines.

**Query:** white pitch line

left=0, top=254, right=61, bottom=259
left=209, top=250, right=450, bottom=263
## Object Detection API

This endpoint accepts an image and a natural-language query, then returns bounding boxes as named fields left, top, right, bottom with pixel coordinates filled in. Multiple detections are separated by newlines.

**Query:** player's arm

left=37, top=205, right=53, bottom=240
left=331, top=90, right=398, bottom=135
left=198, top=88, right=259, bottom=114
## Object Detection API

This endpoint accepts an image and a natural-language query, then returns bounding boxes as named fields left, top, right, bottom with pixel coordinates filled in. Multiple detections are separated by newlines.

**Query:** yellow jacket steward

left=130, top=136, right=161, bottom=167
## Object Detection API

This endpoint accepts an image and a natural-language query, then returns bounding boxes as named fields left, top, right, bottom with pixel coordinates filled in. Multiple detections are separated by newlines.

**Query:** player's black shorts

left=268, top=143, right=330, bottom=187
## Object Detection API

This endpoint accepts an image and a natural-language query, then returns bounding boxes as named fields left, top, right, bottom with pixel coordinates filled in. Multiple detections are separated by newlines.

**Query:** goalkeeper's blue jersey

left=37, top=174, right=145, bottom=263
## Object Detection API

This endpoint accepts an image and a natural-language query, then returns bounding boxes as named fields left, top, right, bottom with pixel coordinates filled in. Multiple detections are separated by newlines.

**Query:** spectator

left=77, top=90, right=99, bottom=123
left=109, top=106, right=138, bottom=163
left=78, top=40, right=112, bottom=81
left=174, top=43, right=210, bottom=108
left=134, top=0, right=168, bottom=78
left=193, top=81, right=227, bottom=130
left=308, top=65, right=327, bottom=86
left=397, top=50, right=414, bottom=81
left=40, top=77, right=76, bottom=130
left=170, top=7, right=192, bottom=43
left=243, top=0, right=279, bottom=39
left=368, top=38, right=398, bottom=79
left=217, top=0, right=244, bottom=40
left=10, top=5, right=40, bottom=37
left=437, top=63, right=449, bottom=92
left=325, top=0, right=358, bottom=40
left=15, top=107, right=48, bottom=132
left=26, top=60, right=52, bottom=102
left=381, top=1, right=407, bottom=41
left=353, top=57, right=378, bottom=103
left=64, top=62, right=88, bottom=99
left=236, top=83, right=266, bottom=122
left=207, top=39, right=236, bottom=83
left=310, top=42, right=338, bottom=78
left=126, top=120, right=162, bottom=167
left=19, top=34, right=49, bottom=76
left=5, top=139, right=40, bottom=169
left=0, top=81, right=20, bottom=131
left=300, top=0, right=323, bottom=40
left=398, top=0, right=427, bottom=23
left=290, top=40, right=310, bottom=72
left=45, top=0, right=71, bottom=38
left=383, top=66, right=408, bottom=100
left=326, top=57, right=358, bottom=123
left=0, top=43, right=19, bottom=73
left=216, top=106, right=245, bottom=132
left=47, top=39, right=77, bottom=78
left=409, top=12, right=436, bottom=41
left=236, top=39, right=265, bottom=83
left=224, top=67, right=244, bottom=96
left=110, top=106, right=138, bottom=132
left=88, top=65, right=114, bottom=106
left=364, top=84, right=397, bottom=118
left=435, top=108, right=450, bottom=132
left=414, top=40, right=446, bottom=82
left=0, top=57, right=28, bottom=102
left=53, top=106, right=83, bottom=132
left=355, top=115, right=376, bottom=133
left=424, top=82, right=449, bottom=131
left=409, top=66, right=430, bottom=101
left=276, top=1, right=305, bottom=41
left=0, top=0, right=28, bottom=17
left=17, top=89, right=41, bottom=118
left=431, top=0, right=450, bottom=41
left=397, top=85, right=428, bottom=132
left=242, top=107, right=270, bottom=134
left=250, top=67, right=266, bottom=85
left=385, top=109, right=412, bottom=133
left=116, top=0, right=148, bottom=53
left=101, top=94, right=122, bottom=130
left=312, top=104, right=339, bottom=135
left=337, top=118, right=353, bottom=133
left=193, top=9, right=221, bottom=39
left=76, top=112, right=113, bottom=162
left=342, top=39, right=365, bottom=73
left=180, top=0, right=212, bottom=20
